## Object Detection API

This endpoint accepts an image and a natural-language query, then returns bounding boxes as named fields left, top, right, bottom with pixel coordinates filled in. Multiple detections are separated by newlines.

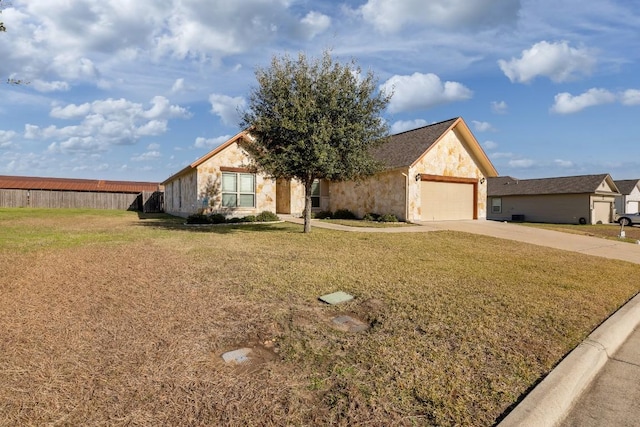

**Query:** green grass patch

left=0, top=209, right=184, bottom=251
left=0, top=208, right=639, bottom=426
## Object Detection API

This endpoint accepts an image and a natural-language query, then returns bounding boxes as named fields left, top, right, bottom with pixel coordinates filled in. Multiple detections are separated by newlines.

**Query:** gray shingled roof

left=614, top=179, right=640, bottom=195
left=370, top=118, right=458, bottom=169
left=488, top=174, right=617, bottom=196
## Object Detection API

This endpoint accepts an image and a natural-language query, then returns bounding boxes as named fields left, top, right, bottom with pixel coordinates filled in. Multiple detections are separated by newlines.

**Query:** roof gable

left=488, top=174, right=620, bottom=197
left=371, top=118, right=457, bottom=169
left=370, top=117, right=498, bottom=176
left=614, top=179, right=640, bottom=195
left=162, top=130, right=248, bottom=184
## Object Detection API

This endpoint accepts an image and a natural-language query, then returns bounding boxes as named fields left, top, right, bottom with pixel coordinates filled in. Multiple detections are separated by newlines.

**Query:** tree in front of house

left=240, top=50, right=391, bottom=233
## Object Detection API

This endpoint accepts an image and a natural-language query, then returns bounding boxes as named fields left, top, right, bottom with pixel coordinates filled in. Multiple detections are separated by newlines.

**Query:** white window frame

left=491, top=197, right=502, bottom=214
left=221, top=172, right=255, bottom=208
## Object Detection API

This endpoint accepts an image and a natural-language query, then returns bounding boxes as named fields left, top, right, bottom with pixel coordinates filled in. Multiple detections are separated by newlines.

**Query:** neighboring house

left=614, top=179, right=640, bottom=214
left=487, top=174, right=620, bottom=224
left=0, top=175, right=163, bottom=211
left=162, top=117, right=498, bottom=221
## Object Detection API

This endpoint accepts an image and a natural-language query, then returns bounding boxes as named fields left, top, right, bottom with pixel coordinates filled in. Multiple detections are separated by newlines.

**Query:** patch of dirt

left=218, top=341, right=280, bottom=370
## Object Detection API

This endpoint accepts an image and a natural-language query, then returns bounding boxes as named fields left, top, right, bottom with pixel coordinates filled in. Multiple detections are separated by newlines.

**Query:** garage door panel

left=593, top=201, right=611, bottom=224
left=421, top=181, right=474, bottom=221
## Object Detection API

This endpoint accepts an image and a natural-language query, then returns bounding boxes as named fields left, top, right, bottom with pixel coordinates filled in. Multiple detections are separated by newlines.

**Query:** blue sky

left=0, top=0, right=639, bottom=183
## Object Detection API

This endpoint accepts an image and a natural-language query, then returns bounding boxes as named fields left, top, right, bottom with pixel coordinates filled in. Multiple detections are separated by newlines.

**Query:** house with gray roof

left=487, top=174, right=620, bottom=225
left=614, top=179, right=640, bottom=214
left=163, top=117, right=499, bottom=221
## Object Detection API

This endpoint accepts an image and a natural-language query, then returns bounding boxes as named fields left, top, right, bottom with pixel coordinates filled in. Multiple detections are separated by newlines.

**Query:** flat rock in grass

left=332, top=315, right=368, bottom=332
left=319, top=291, right=354, bottom=305
left=222, top=348, right=252, bottom=364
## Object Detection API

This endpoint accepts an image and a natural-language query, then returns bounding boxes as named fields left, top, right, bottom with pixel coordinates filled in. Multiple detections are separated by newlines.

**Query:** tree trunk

left=303, top=178, right=313, bottom=233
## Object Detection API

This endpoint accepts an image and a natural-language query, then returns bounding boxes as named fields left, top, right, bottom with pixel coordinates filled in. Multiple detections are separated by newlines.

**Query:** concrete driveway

left=420, top=220, right=640, bottom=265
left=286, top=215, right=640, bottom=265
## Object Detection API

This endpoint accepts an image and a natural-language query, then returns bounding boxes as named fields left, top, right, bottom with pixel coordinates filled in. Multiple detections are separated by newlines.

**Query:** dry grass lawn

left=1, top=209, right=639, bottom=426
left=523, top=222, right=640, bottom=243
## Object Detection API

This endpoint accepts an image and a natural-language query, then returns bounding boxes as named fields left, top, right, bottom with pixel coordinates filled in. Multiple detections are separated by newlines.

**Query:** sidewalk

left=283, top=216, right=640, bottom=426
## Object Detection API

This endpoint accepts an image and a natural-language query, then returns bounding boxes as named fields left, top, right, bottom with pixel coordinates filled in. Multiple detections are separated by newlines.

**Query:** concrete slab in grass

left=222, top=348, right=252, bottom=364
left=319, top=291, right=354, bottom=305
left=332, top=315, right=369, bottom=332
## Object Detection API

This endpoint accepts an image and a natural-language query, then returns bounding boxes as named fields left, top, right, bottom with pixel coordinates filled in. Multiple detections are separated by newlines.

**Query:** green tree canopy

left=240, top=50, right=391, bottom=232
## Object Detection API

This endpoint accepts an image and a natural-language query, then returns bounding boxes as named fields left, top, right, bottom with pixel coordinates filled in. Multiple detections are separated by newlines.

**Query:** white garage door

left=420, top=181, right=474, bottom=221
left=627, top=201, right=639, bottom=214
left=592, top=201, right=611, bottom=224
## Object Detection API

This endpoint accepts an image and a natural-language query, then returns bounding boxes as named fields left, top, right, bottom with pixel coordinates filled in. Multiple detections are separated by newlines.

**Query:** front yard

left=1, top=209, right=639, bottom=426
left=523, top=222, right=640, bottom=243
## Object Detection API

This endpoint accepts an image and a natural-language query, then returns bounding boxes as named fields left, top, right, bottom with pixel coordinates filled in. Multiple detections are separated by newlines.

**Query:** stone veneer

left=195, top=142, right=276, bottom=216
left=408, top=128, right=487, bottom=221
left=328, top=127, right=488, bottom=222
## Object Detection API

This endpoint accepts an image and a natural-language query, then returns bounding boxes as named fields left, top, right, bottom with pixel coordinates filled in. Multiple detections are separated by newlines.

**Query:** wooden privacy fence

left=0, top=189, right=164, bottom=212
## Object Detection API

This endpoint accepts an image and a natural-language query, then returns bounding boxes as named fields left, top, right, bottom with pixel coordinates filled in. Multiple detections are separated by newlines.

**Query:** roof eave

left=162, top=130, right=249, bottom=185
left=409, top=117, right=499, bottom=177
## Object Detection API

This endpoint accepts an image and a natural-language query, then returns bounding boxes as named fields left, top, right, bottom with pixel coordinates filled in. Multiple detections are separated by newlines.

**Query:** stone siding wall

left=196, top=143, right=276, bottom=216
left=164, top=170, right=198, bottom=217
left=408, top=129, right=487, bottom=221
left=328, top=170, right=407, bottom=220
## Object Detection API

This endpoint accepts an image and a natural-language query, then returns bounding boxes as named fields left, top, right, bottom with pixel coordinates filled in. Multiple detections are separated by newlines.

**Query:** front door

left=276, top=179, right=291, bottom=214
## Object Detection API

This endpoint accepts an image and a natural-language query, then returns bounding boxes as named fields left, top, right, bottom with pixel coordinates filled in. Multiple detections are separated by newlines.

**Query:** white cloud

left=2, top=0, right=329, bottom=90
left=498, top=41, right=596, bottom=83
left=491, top=101, right=508, bottom=114
left=147, top=143, right=160, bottom=150
left=0, top=130, right=17, bottom=142
left=31, top=80, right=71, bottom=93
left=144, top=96, right=191, bottom=120
left=51, top=56, right=100, bottom=81
left=554, top=159, right=574, bottom=168
left=359, top=0, right=520, bottom=32
left=472, top=121, right=495, bottom=132
left=154, top=0, right=315, bottom=60
left=209, top=93, right=246, bottom=126
left=551, top=88, right=616, bottom=114
left=50, top=103, right=92, bottom=119
left=381, top=73, right=472, bottom=114
left=297, top=11, right=331, bottom=39
left=509, top=158, right=535, bottom=168
left=171, top=78, right=186, bottom=93
left=194, top=135, right=232, bottom=149
left=131, top=151, right=162, bottom=162
left=621, top=89, right=640, bottom=106
left=491, top=152, right=514, bottom=159
left=137, top=120, right=168, bottom=136
left=390, top=119, right=428, bottom=134
left=483, top=140, right=498, bottom=150
left=30, top=96, right=190, bottom=151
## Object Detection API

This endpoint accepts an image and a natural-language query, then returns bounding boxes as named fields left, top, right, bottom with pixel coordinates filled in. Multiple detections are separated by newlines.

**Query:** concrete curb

left=498, top=292, right=640, bottom=427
